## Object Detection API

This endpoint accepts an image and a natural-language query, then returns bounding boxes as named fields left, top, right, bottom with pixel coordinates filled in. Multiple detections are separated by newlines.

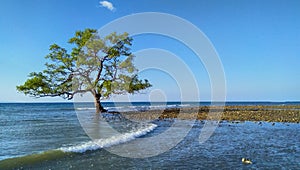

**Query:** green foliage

left=17, top=29, right=152, bottom=101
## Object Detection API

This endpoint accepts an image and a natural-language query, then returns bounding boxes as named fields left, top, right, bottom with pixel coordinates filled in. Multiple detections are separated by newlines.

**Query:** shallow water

left=0, top=103, right=300, bottom=169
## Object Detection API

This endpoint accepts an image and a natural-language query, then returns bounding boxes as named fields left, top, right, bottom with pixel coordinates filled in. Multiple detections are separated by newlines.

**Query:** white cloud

left=99, top=1, right=115, bottom=11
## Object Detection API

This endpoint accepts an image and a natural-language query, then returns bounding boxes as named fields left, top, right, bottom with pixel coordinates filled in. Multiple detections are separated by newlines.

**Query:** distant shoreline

left=1, top=102, right=300, bottom=123
left=1, top=101, right=300, bottom=104
left=120, top=105, right=300, bottom=123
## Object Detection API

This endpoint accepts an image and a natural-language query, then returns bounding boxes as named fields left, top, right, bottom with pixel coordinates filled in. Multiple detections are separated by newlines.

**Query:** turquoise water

left=0, top=102, right=299, bottom=169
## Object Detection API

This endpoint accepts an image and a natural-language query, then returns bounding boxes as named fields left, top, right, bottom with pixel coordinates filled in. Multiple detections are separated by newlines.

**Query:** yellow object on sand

left=242, top=158, right=252, bottom=164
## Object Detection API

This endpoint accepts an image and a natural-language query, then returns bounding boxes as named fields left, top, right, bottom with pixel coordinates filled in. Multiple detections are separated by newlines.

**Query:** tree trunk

left=94, top=94, right=107, bottom=113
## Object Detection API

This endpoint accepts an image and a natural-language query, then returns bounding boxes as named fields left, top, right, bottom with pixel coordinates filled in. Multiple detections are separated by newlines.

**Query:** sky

left=0, top=0, right=299, bottom=102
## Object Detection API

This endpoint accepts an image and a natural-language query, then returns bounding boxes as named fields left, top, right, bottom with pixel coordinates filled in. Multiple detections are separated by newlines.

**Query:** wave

left=0, top=123, right=157, bottom=169
left=75, top=107, right=96, bottom=110
left=105, top=104, right=191, bottom=112
left=178, top=104, right=191, bottom=107
left=59, top=123, right=157, bottom=153
left=0, top=150, right=68, bottom=169
left=74, top=103, right=191, bottom=113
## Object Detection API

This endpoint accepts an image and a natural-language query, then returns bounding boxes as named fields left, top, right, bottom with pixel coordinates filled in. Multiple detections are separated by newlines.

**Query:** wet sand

left=118, top=105, right=300, bottom=123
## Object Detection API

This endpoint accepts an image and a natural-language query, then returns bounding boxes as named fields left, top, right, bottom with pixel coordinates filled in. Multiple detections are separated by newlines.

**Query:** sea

left=0, top=102, right=299, bottom=169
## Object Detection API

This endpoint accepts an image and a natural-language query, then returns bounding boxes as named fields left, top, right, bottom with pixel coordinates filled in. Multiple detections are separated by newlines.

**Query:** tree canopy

left=17, top=29, right=152, bottom=113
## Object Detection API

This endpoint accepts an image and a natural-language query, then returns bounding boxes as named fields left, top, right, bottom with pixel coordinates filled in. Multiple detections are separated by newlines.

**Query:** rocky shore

left=119, top=105, right=300, bottom=123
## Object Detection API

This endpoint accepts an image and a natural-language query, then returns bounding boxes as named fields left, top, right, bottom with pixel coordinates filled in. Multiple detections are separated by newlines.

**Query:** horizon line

left=1, top=100, right=300, bottom=104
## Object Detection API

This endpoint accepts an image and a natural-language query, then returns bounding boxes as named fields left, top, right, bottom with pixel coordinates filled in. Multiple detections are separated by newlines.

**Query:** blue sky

left=0, top=0, right=299, bottom=102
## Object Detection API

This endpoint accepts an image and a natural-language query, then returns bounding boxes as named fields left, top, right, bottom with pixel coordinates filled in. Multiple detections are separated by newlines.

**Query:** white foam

left=76, top=104, right=188, bottom=112
left=167, top=104, right=178, bottom=108
left=149, top=105, right=165, bottom=109
left=178, top=104, right=191, bottom=107
left=75, top=107, right=96, bottom=110
left=59, top=123, right=157, bottom=153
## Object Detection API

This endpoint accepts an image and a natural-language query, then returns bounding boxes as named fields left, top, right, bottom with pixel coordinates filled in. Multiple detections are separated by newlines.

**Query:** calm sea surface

left=0, top=102, right=299, bottom=169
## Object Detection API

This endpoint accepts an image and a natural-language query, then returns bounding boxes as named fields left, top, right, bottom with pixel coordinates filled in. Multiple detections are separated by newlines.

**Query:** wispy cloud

left=99, top=1, right=115, bottom=11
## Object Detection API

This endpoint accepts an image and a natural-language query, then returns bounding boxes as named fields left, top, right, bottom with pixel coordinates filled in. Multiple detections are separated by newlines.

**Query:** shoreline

left=118, top=105, right=300, bottom=123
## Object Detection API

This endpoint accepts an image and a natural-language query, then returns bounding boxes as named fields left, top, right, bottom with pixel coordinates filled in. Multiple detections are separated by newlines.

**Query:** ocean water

left=0, top=102, right=299, bottom=169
